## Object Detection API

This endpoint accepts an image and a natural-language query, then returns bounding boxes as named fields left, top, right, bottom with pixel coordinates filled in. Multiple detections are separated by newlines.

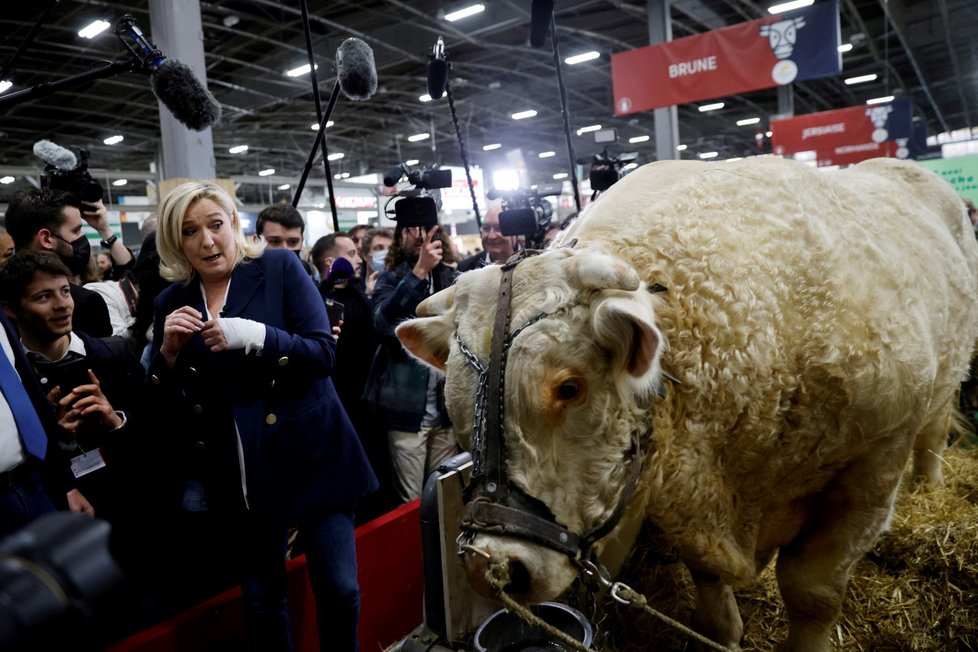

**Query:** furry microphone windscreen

left=33, top=140, right=78, bottom=170
left=150, top=59, right=222, bottom=131
left=336, top=38, right=378, bottom=102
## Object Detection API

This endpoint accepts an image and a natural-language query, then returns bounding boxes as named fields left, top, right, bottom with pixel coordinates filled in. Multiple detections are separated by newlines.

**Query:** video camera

left=488, top=183, right=561, bottom=250
left=383, top=162, right=453, bottom=229
left=579, top=149, right=638, bottom=193
left=33, top=140, right=104, bottom=205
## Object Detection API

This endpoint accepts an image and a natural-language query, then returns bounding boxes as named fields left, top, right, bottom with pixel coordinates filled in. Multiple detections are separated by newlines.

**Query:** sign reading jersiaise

left=611, top=0, right=840, bottom=115
left=770, top=97, right=913, bottom=166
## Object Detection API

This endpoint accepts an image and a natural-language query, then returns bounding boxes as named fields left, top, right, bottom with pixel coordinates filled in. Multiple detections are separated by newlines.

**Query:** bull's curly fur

left=398, top=156, right=978, bottom=650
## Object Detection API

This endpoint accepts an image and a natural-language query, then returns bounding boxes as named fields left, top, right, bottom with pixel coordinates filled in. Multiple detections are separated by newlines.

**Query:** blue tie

left=0, top=350, right=48, bottom=460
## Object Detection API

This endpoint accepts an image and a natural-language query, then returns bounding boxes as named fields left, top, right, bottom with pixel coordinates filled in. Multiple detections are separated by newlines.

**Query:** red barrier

left=106, top=499, right=423, bottom=652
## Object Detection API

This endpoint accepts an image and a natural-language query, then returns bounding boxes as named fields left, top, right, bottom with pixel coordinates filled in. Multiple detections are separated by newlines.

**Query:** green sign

left=918, top=155, right=978, bottom=206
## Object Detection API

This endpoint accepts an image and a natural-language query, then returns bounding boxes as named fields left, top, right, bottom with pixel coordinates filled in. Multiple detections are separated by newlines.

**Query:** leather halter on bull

left=456, top=248, right=649, bottom=572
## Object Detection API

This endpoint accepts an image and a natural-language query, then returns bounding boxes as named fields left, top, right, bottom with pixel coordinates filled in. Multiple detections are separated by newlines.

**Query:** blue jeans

left=0, top=464, right=58, bottom=540
left=241, top=511, right=360, bottom=652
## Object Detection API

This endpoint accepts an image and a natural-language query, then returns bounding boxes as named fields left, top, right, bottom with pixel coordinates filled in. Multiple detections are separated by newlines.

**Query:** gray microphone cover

left=33, top=140, right=77, bottom=170
left=336, top=37, right=378, bottom=101
left=150, top=59, right=222, bottom=131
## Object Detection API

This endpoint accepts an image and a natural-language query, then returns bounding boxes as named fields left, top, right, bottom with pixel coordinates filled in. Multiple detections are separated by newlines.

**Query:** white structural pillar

left=649, top=0, right=680, bottom=161
left=149, top=0, right=216, bottom=179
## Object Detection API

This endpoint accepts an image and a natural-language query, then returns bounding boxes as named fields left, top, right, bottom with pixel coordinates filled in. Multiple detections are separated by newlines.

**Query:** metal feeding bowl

left=473, top=602, right=594, bottom=652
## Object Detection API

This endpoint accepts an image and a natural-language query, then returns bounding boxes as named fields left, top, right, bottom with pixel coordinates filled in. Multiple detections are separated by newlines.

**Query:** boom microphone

left=427, top=37, right=448, bottom=100
left=33, top=140, right=77, bottom=171
left=115, top=15, right=221, bottom=131
left=529, top=0, right=556, bottom=48
left=336, top=37, right=378, bottom=101
left=150, top=60, right=223, bottom=131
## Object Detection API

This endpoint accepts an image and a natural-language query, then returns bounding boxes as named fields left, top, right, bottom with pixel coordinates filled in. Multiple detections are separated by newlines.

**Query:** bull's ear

left=566, top=251, right=641, bottom=292
left=591, top=292, right=663, bottom=394
left=396, top=316, right=455, bottom=372
left=417, top=285, right=456, bottom=317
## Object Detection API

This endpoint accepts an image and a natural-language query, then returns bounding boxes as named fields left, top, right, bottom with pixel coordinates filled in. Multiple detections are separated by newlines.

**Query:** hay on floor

left=593, top=446, right=978, bottom=651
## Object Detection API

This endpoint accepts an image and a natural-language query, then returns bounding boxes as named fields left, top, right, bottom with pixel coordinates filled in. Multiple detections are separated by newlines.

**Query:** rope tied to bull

left=463, top=543, right=732, bottom=651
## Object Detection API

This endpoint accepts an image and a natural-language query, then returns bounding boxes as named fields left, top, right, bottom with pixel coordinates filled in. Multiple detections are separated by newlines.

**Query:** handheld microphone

left=427, top=37, right=449, bottom=100
left=336, top=37, right=378, bottom=101
left=325, top=257, right=355, bottom=285
left=529, top=0, right=556, bottom=48
left=115, top=15, right=222, bottom=131
left=33, top=140, right=77, bottom=171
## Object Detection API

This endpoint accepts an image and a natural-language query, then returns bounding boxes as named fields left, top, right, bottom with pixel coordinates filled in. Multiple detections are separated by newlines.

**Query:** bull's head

left=397, top=247, right=664, bottom=602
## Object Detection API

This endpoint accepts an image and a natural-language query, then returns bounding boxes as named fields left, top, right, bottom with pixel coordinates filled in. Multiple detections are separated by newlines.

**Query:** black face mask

left=54, top=233, right=91, bottom=278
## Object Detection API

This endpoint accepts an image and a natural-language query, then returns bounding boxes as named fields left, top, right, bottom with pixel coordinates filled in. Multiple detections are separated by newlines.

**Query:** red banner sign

left=612, top=0, right=840, bottom=114
left=770, top=97, right=912, bottom=166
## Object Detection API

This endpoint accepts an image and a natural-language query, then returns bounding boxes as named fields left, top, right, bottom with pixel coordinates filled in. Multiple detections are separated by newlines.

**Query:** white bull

left=396, top=157, right=978, bottom=651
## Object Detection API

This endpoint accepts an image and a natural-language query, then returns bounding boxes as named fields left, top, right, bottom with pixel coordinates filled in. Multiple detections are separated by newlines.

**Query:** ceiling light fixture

left=565, top=51, right=600, bottom=65
left=866, top=95, right=895, bottom=105
left=838, top=43, right=853, bottom=53
left=576, top=124, right=602, bottom=135
left=482, top=143, right=502, bottom=151
left=768, top=0, right=814, bottom=15
left=676, top=144, right=688, bottom=151
left=0, top=81, right=12, bottom=95
left=698, top=102, right=725, bottom=112
left=103, top=135, right=124, bottom=145
left=844, top=73, right=878, bottom=85
left=736, top=117, right=760, bottom=126
left=327, top=152, right=345, bottom=161
left=405, top=159, right=420, bottom=166
left=258, top=168, right=275, bottom=176
left=629, top=135, right=650, bottom=144
left=445, top=4, right=485, bottom=21
left=419, top=94, right=433, bottom=102
left=553, top=172, right=568, bottom=180
left=112, top=179, right=128, bottom=187
left=538, top=151, right=556, bottom=158
left=0, top=176, right=16, bottom=184
left=228, top=145, right=249, bottom=154
left=78, top=20, right=110, bottom=39
left=407, top=133, right=430, bottom=142
left=699, top=151, right=719, bottom=159
left=286, top=63, right=318, bottom=78
left=311, top=121, right=334, bottom=130
left=277, top=184, right=291, bottom=190
left=511, top=110, right=538, bottom=120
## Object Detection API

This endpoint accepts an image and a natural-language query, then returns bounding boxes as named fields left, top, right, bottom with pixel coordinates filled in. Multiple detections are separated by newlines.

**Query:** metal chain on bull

left=463, top=543, right=731, bottom=651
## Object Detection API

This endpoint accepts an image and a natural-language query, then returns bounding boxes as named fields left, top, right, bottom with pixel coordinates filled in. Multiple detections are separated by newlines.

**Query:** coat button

left=192, top=404, right=203, bottom=414
left=150, top=374, right=160, bottom=385
left=265, top=413, right=277, bottom=425
left=194, top=440, right=207, bottom=451
left=277, top=356, right=289, bottom=367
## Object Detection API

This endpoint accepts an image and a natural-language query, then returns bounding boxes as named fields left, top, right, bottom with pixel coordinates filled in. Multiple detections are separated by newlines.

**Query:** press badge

left=70, top=449, right=106, bottom=478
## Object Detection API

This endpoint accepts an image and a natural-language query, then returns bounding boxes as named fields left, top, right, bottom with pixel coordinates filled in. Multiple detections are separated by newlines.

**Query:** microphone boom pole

left=0, top=59, right=135, bottom=109
left=292, top=81, right=341, bottom=212
left=549, top=13, right=582, bottom=213
left=298, top=0, right=339, bottom=232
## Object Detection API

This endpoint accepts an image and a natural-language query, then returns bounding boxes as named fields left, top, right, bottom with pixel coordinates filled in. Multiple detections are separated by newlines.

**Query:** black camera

left=42, top=147, right=104, bottom=204
left=0, top=513, right=123, bottom=651
left=383, top=162, right=453, bottom=229
left=489, top=184, right=561, bottom=249
left=579, top=149, right=638, bottom=193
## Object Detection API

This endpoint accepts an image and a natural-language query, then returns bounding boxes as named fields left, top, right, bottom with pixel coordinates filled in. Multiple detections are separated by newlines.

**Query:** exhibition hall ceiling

left=0, top=0, right=974, bottom=202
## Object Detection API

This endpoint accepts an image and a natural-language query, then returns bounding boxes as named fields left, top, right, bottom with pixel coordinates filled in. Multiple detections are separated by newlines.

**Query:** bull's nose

left=463, top=551, right=534, bottom=601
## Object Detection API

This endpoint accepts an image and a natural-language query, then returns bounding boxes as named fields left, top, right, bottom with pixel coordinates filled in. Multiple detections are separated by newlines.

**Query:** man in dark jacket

left=4, top=188, right=134, bottom=337
left=366, top=222, right=459, bottom=503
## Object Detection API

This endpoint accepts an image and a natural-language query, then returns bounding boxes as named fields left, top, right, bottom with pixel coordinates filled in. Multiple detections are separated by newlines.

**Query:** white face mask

left=370, top=249, right=388, bottom=273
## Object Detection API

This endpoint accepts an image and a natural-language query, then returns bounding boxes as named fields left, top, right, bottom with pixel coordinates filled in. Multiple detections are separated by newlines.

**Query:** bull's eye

left=557, top=379, right=582, bottom=401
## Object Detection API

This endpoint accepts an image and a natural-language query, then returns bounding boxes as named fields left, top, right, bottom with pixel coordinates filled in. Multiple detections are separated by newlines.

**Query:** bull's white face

left=397, top=247, right=663, bottom=602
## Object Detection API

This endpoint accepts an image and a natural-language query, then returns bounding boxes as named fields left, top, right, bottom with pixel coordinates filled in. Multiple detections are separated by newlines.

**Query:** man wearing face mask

left=360, top=228, right=394, bottom=297
left=4, top=188, right=118, bottom=338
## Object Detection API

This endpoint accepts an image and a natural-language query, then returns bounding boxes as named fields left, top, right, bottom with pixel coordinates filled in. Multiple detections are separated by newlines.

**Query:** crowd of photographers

left=0, top=177, right=562, bottom=650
